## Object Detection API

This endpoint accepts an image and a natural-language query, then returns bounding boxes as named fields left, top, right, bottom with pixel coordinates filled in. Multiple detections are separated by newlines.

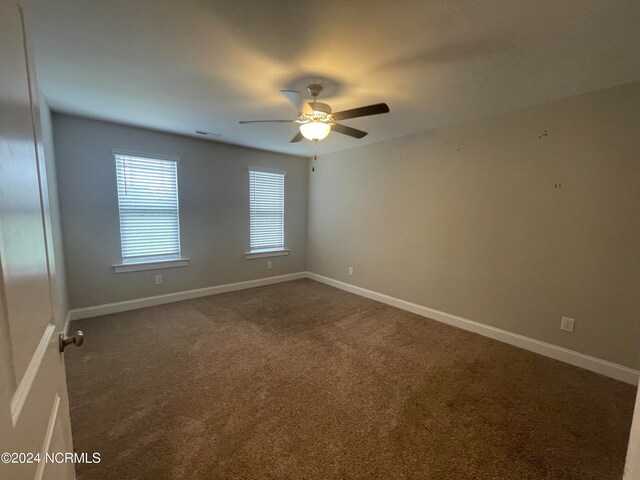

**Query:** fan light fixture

left=299, top=121, right=331, bottom=141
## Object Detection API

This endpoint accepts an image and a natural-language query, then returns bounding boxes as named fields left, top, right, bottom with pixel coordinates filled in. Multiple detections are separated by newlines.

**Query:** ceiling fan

left=239, top=84, right=390, bottom=144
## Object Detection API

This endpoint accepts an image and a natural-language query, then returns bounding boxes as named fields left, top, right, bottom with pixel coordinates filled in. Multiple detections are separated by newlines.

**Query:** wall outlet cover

left=561, top=316, right=575, bottom=332
left=155, top=275, right=163, bottom=285
left=348, top=267, right=354, bottom=276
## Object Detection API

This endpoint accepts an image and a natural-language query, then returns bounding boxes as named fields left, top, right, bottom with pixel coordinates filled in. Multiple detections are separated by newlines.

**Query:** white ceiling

left=23, top=0, right=640, bottom=156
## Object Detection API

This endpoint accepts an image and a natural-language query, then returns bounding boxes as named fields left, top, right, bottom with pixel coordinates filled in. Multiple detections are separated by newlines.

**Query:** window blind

left=115, top=154, right=180, bottom=262
left=249, top=169, right=285, bottom=252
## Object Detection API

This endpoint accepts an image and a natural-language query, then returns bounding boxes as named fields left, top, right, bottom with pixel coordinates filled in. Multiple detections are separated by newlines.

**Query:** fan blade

left=239, top=120, right=296, bottom=124
left=332, top=103, right=390, bottom=121
left=281, top=90, right=301, bottom=109
left=290, top=131, right=304, bottom=143
left=332, top=123, right=368, bottom=139
left=281, top=90, right=314, bottom=115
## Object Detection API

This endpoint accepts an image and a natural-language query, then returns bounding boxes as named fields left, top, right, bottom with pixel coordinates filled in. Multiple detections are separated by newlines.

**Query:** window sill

left=244, top=249, right=289, bottom=259
left=112, top=257, right=190, bottom=273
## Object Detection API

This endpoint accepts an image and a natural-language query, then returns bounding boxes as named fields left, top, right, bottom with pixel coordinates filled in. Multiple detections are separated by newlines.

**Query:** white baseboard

left=305, top=272, right=640, bottom=385
left=66, top=269, right=639, bottom=385
left=68, top=272, right=307, bottom=321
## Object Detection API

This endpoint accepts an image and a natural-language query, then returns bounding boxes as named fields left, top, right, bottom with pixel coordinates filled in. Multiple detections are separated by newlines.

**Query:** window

left=113, top=152, right=187, bottom=271
left=248, top=169, right=287, bottom=257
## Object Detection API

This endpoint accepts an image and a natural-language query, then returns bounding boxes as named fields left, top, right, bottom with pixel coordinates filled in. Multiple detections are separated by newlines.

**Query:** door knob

left=59, top=331, right=84, bottom=352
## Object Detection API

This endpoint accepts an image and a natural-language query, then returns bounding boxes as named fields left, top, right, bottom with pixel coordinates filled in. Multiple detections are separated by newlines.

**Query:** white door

left=0, top=2, right=76, bottom=479
left=625, top=388, right=640, bottom=479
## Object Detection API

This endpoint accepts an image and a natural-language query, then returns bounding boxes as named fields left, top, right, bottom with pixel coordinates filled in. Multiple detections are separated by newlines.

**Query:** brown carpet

left=65, top=279, right=635, bottom=479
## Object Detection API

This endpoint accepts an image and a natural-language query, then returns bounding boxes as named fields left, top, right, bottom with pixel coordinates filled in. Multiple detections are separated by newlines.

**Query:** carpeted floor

left=65, top=279, right=635, bottom=479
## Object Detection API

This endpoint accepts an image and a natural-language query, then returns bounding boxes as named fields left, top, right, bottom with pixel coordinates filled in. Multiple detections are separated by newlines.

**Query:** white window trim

left=112, top=256, right=190, bottom=273
left=247, top=166, right=287, bottom=176
left=113, top=150, right=184, bottom=270
left=112, top=148, right=181, bottom=163
left=247, top=167, right=287, bottom=256
left=244, top=249, right=289, bottom=259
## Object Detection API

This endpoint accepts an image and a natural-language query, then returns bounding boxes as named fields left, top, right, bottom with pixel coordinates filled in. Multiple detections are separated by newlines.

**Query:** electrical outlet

left=267, top=261, right=272, bottom=269
left=155, top=275, right=163, bottom=285
left=348, top=266, right=354, bottom=276
left=560, top=316, right=575, bottom=332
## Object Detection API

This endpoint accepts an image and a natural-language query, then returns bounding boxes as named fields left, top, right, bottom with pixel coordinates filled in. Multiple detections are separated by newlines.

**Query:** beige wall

left=53, top=114, right=307, bottom=309
left=308, top=81, right=640, bottom=369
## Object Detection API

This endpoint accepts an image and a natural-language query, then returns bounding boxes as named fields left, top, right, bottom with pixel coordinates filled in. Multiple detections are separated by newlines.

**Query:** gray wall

left=308, top=81, right=640, bottom=369
left=53, top=114, right=307, bottom=309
